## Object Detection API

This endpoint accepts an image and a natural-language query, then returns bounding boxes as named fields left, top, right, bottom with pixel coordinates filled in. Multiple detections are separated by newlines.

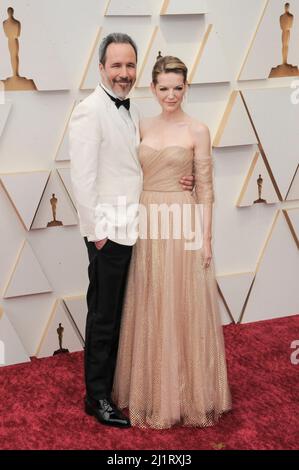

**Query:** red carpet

left=0, top=315, right=298, bottom=450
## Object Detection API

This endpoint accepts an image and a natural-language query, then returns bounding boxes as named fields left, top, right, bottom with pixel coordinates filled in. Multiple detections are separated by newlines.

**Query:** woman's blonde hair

left=152, top=55, right=188, bottom=85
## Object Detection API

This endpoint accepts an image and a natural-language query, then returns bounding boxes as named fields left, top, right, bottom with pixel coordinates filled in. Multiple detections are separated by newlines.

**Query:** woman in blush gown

left=112, top=55, right=232, bottom=429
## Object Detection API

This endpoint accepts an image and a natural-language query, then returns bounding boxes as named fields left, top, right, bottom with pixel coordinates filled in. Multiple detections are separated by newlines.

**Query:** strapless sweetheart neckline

left=139, top=143, right=193, bottom=153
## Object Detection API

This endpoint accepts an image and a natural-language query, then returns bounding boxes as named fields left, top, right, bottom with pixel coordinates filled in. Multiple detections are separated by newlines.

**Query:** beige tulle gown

left=113, top=144, right=232, bottom=429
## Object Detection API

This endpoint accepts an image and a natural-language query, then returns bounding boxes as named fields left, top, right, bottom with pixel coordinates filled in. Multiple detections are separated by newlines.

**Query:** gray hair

left=99, top=33, right=138, bottom=65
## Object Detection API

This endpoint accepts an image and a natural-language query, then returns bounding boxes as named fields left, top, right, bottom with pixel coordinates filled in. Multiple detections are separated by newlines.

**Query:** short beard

left=113, top=80, right=132, bottom=98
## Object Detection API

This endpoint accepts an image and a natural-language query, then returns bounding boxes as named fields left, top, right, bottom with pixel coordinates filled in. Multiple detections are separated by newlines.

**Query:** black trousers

left=84, top=237, right=132, bottom=400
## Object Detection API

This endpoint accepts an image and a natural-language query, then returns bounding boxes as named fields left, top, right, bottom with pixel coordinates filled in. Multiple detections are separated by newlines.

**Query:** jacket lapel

left=130, top=104, right=140, bottom=149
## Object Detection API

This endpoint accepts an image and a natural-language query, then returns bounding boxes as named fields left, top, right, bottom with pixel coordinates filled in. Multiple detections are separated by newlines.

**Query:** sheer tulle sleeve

left=194, top=152, right=215, bottom=204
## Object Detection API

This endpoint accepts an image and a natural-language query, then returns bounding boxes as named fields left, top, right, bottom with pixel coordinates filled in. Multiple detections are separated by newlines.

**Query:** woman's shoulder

left=188, top=117, right=210, bottom=136
left=186, top=117, right=211, bottom=149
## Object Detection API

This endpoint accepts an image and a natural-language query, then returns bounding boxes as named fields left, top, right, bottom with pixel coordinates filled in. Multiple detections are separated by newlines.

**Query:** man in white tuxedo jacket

left=69, top=33, right=193, bottom=428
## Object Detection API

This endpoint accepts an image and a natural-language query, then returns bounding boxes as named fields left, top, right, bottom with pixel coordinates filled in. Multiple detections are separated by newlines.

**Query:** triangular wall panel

left=286, top=166, right=299, bottom=201
left=242, top=87, right=299, bottom=200
left=31, top=171, right=77, bottom=229
left=56, top=168, right=76, bottom=210
left=63, top=295, right=87, bottom=341
left=236, top=151, right=279, bottom=207
left=80, top=27, right=102, bottom=90
left=241, top=211, right=299, bottom=323
left=160, top=0, right=208, bottom=15
left=0, top=1, right=109, bottom=91
left=0, top=171, right=50, bottom=230
left=36, top=300, right=83, bottom=358
left=239, top=0, right=299, bottom=80
left=137, top=19, right=205, bottom=88
left=0, top=102, right=12, bottom=137
left=217, top=272, right=255, bottom=323
left=105, top=0, right=152, bottom=16
left=284, top=208, right=299, bottom=249
left=217, top=289, right=234, bottom=326
left=0, top=308, right=30, bottom=366
left=55, top=101, right=79, bottom=162
left=3, top=241, right=52, bottom=299
left=213, top=91, right=257, bottom=147
left=190, top=25, right=231, bottom=84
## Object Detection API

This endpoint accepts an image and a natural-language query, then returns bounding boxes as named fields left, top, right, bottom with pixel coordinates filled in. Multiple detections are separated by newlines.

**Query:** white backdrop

left=0, top=0, right=298, bottom=366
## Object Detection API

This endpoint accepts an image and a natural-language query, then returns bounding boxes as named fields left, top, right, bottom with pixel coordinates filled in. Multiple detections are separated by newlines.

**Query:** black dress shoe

left=84, top=396, right=131, bottom=428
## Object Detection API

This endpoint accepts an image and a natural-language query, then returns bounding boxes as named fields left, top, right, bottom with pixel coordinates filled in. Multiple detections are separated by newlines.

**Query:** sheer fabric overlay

left=113, top=145, right=232, bottom=429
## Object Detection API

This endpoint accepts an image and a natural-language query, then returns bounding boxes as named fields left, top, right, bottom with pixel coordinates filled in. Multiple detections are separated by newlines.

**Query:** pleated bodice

left=139, top=144, right=193, bottom=192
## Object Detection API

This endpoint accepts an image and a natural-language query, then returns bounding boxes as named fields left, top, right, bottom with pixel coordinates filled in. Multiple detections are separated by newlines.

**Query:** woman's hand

left=202, top=239, right=212, bottom=268
left=95, top=238, right=108, bottom=250
left=180, top=175, right=194, bottom=191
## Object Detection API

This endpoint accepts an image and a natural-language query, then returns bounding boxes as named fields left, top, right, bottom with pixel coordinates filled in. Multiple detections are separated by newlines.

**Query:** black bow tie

left=101, top=86, right=130, bottom=110
left=114, top=97, right=130, bottom=110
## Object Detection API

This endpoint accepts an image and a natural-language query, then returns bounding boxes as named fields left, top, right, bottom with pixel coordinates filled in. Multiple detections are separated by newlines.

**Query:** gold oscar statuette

left=269, top=2, right=299, bottom=78
left=53, top=323, right=69, bottom=355
left=254, top=174, right=267, bottom=204
left=47, top=193, right=63, bottom=227
left=2, top=7, right=37, bottom=91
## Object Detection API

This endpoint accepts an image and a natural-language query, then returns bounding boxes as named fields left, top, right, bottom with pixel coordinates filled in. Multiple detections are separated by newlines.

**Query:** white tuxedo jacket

left=69, top=85, right=143, bottom=245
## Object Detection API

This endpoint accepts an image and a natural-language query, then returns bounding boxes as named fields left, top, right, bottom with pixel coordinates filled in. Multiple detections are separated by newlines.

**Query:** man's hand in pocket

left=95, top=238, right=108, bottom=250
